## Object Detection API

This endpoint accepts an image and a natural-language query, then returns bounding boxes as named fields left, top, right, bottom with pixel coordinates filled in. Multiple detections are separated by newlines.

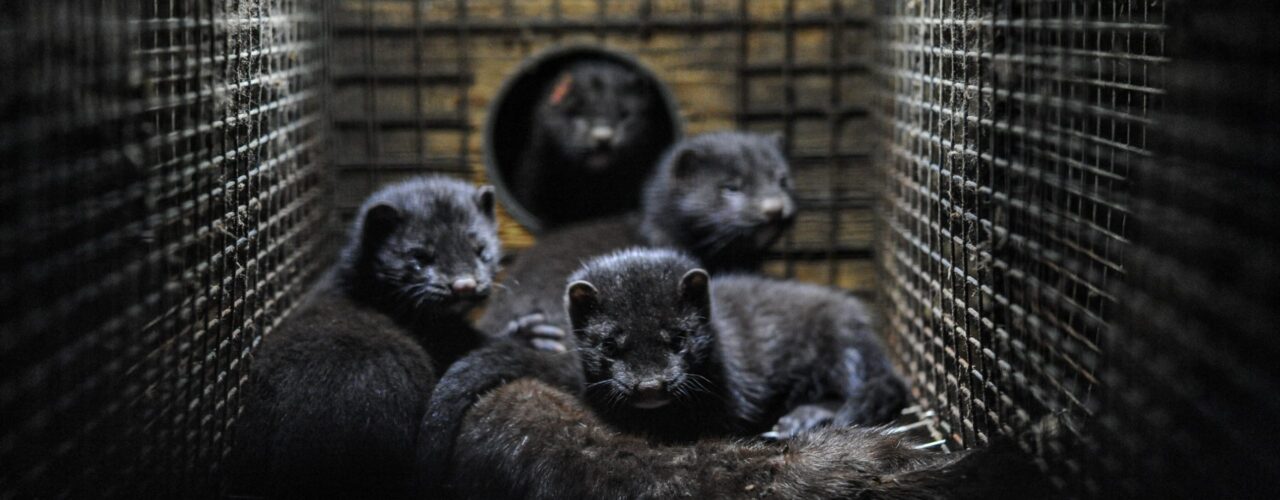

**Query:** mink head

left=341, top=176, right=501, bottom=318
left=642, top=131, right=797, bottom=267
left=565, top=249, right=715, bottom=411
left=537, top=60, right=659, bottom=172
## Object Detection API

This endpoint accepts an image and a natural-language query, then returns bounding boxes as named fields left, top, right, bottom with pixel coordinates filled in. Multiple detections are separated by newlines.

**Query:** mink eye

left=720, top=181, right=743, bottom=194
left=669, top=334, right=685, bottom=350
left=411, top=248, right=434, bottom=266
left=779, top=175, right=792, bottom=190
left=474, top=244, right=487, bottom=258
left=600, top=337, right=620, bottom=356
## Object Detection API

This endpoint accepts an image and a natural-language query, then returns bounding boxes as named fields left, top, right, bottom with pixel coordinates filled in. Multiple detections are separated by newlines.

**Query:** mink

left=478, top=131, right=796, bottom=347
left=565, top=248, right=909, bottom=442
left=227, top=177, right=530, bottom=499
left=418, top=340, right=1050, bottom=500
left=513, top=59, right=668, bottom=228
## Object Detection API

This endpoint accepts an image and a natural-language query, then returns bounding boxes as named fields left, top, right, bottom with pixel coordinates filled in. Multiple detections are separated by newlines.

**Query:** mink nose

left=760, top=197, right=788, bottom=220
left=450, top=277, right=478, bottom=296
left=591, top=125, right=614, bottom=145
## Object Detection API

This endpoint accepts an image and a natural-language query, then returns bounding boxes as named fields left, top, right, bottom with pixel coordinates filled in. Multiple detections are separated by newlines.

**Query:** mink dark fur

left=639, top=130, right=797, bottom=273
left=514, top=59, right=667, bottom=227
left=420, top=340, right=1050, bottom=500
left=478, top=131, right=795, bottom=344
left=566, top=249, right=909, bottom=442
left=228, top=177, right=512, bottom=499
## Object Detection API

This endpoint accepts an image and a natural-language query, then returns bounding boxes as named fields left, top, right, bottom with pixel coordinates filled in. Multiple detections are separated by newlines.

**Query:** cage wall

left=329, top=0, right=881, bottom=292
left=0, top=0, right=330, bottom=497
left=1087, top=0, right=1280, bottom=497
left=872, top=0, right=1165, bottom=489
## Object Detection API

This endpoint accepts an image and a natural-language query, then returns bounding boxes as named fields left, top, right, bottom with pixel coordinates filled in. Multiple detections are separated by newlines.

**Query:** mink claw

left=506, top=312, right=569, bottom=352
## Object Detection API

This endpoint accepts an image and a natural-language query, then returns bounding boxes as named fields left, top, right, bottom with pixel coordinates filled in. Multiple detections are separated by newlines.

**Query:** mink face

left=566, top=250, right=716, bottom=411
left=641, top=131, right=797, bottom=271
left=537, top=60, right=658, bottom=173
left=341, top=177, right=501, bottom=320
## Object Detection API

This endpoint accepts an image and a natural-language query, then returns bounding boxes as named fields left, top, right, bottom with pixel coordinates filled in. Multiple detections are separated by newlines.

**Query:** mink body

left=228, top=177, right=512, bottom=499
left=419, top=341, right=1048, bottom=500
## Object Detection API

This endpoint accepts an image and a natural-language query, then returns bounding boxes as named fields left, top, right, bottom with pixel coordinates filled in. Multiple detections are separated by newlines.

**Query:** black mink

left=566, top=248, right=909, bottom=441
left=228, top=177, right=520, bottom=499
left=513, top=59, right=668, bottom=228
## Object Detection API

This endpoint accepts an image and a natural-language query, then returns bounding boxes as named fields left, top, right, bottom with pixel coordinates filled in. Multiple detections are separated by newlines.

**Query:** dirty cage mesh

left=0, top=0, right=329, bottom=496
left=2, top=0, right=1278, bottom=497
left=871, top=0, right=1164, bottom=490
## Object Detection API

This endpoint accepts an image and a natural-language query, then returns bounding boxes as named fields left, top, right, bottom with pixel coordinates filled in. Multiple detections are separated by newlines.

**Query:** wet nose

left=451, top=277, right=478, bottom=296
left=761, top=197, right=787, bottom=220
left=591, top=125, right=614, bottom=145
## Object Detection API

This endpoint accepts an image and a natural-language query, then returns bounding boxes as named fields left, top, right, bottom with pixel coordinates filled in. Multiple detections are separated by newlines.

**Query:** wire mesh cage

left=2, top=0, right=1279, bottom=498
left=872, top=0, right=1165, bottom=489
left=1085, top=0, right=1280, bottom=497
left=0, top=0, right=329, bottom=496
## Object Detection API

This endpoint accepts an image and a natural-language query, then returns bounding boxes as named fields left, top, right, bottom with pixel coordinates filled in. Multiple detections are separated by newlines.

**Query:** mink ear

left=671, top=147, right=703, bottom=179
left=566, top=280, right=600, bottom=331
left=677, top=269, right=711, bottom=321
left=548, top=72, right=575, bottom=106
left=361, top=203, right=401, bottom=247
left=475, top=185, right=496, bottom=220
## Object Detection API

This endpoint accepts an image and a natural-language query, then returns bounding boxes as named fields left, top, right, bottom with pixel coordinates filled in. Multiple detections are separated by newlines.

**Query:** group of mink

left=228, top=58, right=1048, bottom=499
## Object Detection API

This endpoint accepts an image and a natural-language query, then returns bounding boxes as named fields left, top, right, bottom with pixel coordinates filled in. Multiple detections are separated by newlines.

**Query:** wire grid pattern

left=1086, top=1, right=1280, bottom=497
left=871, top=0, right=1165, bottom=484
left=0, top=0, right=329, bottom=496
left=329, top=0, right=880, bottom=291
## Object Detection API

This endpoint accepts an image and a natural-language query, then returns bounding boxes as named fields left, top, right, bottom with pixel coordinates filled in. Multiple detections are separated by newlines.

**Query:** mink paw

left=767, top=403, right=839, bottom=440
left=504, top=312, right=568, bottom=352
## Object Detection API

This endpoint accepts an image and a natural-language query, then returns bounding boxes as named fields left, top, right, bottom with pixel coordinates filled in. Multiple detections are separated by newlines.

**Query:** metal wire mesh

left=329, top=0, right=880, bottom=292
left=871, top=0, right=1165, bottom=488
left=1086, top=1, right=1280, bottom=497
left=0, top=0, right=330, bottom=496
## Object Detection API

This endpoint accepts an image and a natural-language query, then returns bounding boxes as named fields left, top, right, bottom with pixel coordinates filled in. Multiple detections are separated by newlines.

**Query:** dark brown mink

left=418, top=340, right=1051, bottom=500
left=565, top=248, right=909, bottom=442
left=227, top=177, right=526, bottom=500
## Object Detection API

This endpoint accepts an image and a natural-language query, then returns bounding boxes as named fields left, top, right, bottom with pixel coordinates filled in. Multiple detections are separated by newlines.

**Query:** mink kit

left=484, top=46, right=681, bottom=231
left=228, top=177, right=540, bottom=499
left=565, top=249, right=909, bottom=442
